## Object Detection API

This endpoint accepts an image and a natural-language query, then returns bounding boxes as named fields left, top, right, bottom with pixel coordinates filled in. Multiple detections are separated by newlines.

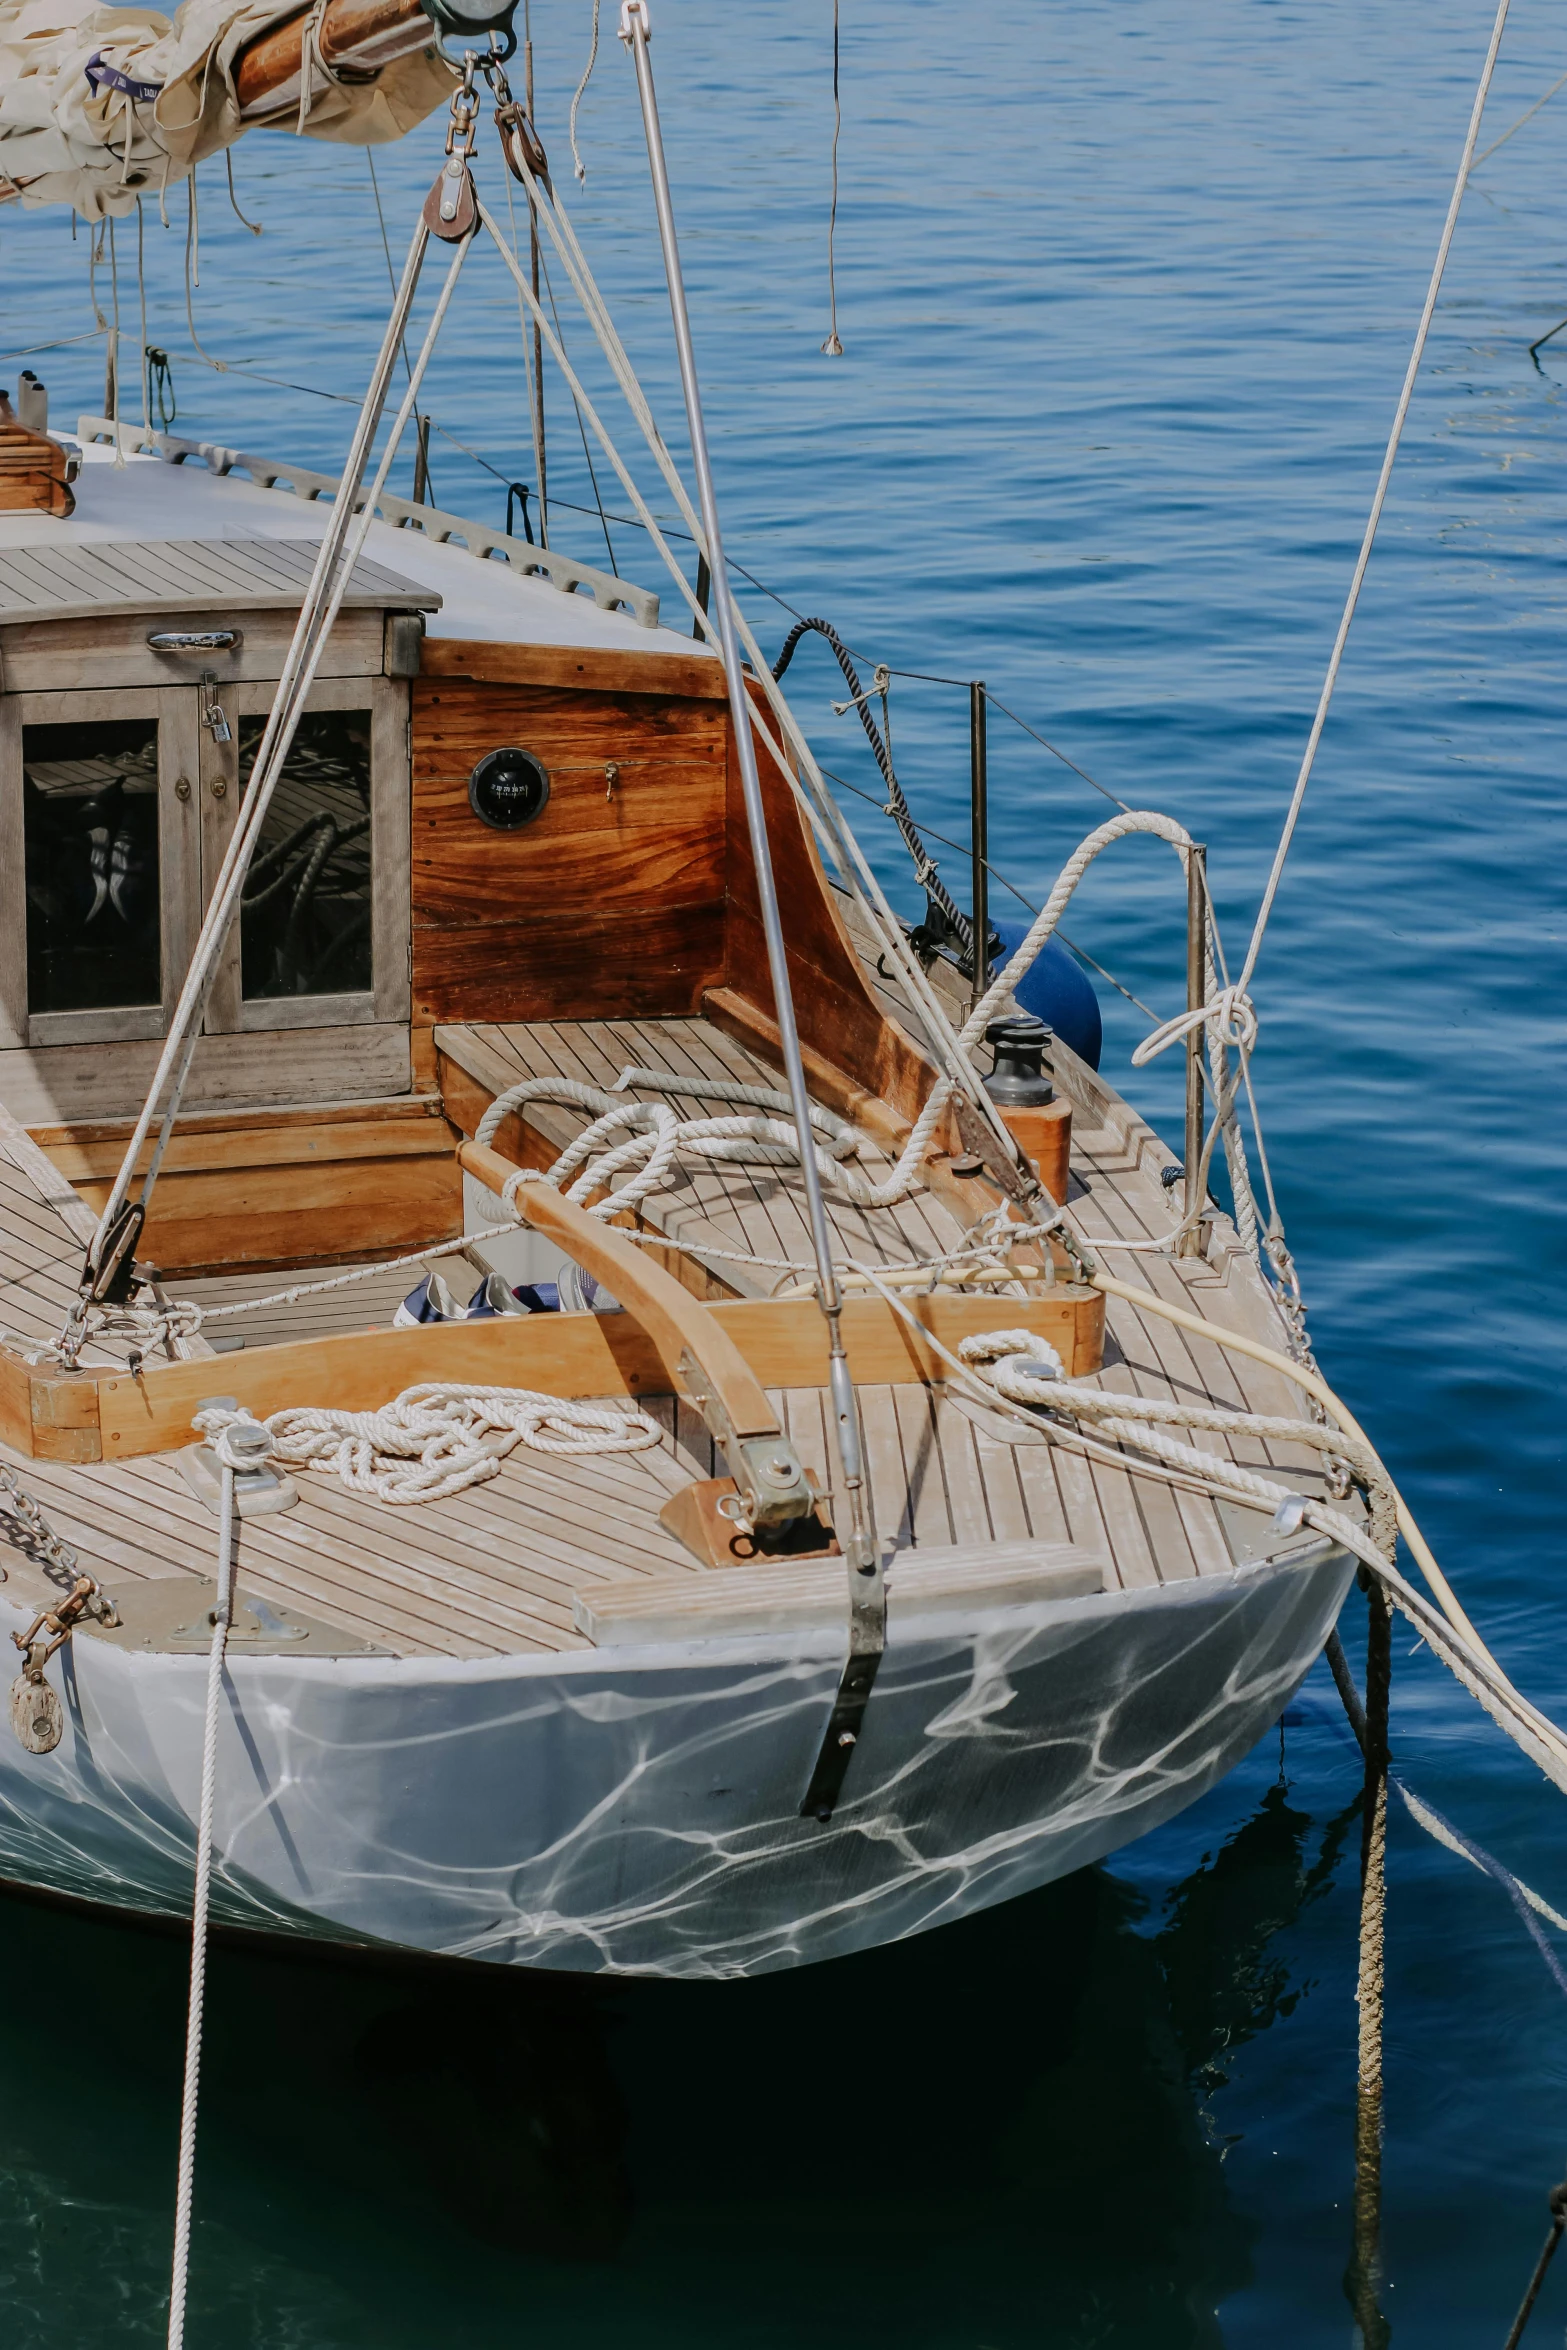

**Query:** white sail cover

left=0, top=0, right=450, bottom=218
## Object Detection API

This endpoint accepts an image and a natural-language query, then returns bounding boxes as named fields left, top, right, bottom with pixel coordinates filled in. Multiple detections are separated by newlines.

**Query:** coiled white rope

left=959, top=1327, right=1397, bottom=1553
left=200, top=1384, right=661, bottom=1507
left=471, top=812, right=1195, bottom=1230
left=475, top=1070, right=941, bottom=1214
left=166, top=1408, right=273, bottom=2350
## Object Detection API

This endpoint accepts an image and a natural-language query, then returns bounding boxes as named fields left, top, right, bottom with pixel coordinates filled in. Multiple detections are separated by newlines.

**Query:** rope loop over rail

left=1131, top=983, right=1258, bottom=1067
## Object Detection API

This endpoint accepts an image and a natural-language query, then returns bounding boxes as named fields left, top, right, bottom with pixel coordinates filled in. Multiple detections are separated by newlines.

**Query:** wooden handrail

left=458, top=1139, right=813, bottom=1525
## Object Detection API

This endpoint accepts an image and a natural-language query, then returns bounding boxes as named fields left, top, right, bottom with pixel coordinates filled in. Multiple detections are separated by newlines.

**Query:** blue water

left=3, top=0, right=1566, bottom=2338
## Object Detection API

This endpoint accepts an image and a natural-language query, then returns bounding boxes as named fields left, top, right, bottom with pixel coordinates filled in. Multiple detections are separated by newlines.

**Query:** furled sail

left=0, top=0, right=453, bottom=218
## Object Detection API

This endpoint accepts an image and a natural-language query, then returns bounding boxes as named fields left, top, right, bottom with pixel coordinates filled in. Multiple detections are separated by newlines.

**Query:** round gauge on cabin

left=468, top=746, right=551, bottom=831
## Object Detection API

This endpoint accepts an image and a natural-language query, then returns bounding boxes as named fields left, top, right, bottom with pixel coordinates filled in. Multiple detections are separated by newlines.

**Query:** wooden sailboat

left=0, top=1, right=1357, bottom=1979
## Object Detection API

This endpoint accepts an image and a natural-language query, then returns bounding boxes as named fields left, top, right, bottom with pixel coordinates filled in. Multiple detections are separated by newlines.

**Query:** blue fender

left=989, top=921, right=1103, bottom=1070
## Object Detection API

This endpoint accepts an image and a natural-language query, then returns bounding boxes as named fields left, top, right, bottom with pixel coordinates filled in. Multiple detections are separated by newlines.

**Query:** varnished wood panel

left=410, top=677, right=728, bottom=1022
left=0, top=608, right=386, bottom=694
left=34, top=1102, right=460, bottom=1277
left=419, top=636, right=728, bottom=700
left=0, top=1024, right=413, bottom=1124
left=27, top=1095, right=444, bottom=1150
left=417, top=824, right=724, bottom=927
left=67, top=1149, right=460, bottom=1277
left=413, top=901, right=726, bottom=1025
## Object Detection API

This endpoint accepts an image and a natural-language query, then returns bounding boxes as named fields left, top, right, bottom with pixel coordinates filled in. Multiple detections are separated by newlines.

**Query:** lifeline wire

left=1236, top=0, right=1511, bottom=998
left=816, top=762, right=1170, bottom=1023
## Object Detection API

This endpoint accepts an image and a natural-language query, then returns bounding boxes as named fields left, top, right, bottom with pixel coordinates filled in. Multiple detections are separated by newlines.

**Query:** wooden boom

left=233, top=0, right=435, bottom=120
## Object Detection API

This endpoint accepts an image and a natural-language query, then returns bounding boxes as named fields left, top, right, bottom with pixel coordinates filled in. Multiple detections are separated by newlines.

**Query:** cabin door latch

left=200, top=670, right=232, bottom=747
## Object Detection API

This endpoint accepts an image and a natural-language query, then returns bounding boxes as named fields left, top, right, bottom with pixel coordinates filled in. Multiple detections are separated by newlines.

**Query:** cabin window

left=238, top=708, right=374, bottom=1002
left=0, top=674, right=409, bottom=1052
left=22, top=717, right=162, bottom=1017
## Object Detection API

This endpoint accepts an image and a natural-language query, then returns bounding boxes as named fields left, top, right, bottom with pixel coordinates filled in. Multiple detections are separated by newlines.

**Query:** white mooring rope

left=166, top=1409, right=272, bottom=2350
left=1235, top=0, right=1512, bottom=998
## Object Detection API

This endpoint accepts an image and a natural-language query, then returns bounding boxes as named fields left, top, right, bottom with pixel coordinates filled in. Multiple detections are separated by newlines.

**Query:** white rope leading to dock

left=1236, top=0, right=1511, bottom=998
left=165, top=1409, right=272, bottom=2350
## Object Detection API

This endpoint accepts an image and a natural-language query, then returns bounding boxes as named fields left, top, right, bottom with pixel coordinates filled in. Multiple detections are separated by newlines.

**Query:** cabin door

left=0, top=677, right=410, bottom=1052
left=196, top=673, right=410, bottom=1036
left=0, top=682, right=200, bottom=1050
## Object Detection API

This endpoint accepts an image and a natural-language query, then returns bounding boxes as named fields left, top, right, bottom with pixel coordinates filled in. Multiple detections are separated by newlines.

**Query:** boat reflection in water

left=0, top=1774, right=1356, bottom=2338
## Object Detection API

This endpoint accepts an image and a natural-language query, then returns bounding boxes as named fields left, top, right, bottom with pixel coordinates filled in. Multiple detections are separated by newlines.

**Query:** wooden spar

left=0, top=1292, right=1105, bottom=1463
left=233, top=0, right=434, bottom=121
left=458, top=1136, right=785, bottom=1442
left=462, top=1135, right=823, bottom=1526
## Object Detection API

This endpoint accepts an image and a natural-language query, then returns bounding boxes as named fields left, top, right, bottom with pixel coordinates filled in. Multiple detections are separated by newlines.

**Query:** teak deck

left=0, top=998, right=1324, bottom=1659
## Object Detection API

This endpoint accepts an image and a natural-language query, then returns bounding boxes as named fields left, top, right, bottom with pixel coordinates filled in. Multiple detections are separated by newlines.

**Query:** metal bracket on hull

left=799, top=1617, right=884, bottom=1823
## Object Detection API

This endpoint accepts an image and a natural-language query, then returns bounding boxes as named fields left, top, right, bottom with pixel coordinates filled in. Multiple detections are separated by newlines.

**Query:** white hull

left=0, top=1546, right=1353, bottom=1979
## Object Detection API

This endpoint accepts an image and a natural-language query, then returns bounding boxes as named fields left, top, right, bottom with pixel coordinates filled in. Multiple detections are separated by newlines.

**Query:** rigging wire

left=822, top=0, right=844, bottom=355
left=818, top=762, right=1169, bottom=1023
left=522, top=0, right=550, bottom=544
left=0, top=326, right=107, bottom=362
left=1469, top=60, right=1567, bottom=169
left=224, top=146, right=263, bottom=235
left=366, top=147, right=416, bottom=388
left=498, top=142, right=545, bottom=526
left=135, top=196, right=150, bottom=436
left=982, top=690, right=1130, bottom=814
left=106, top=212, right=121, bottom=424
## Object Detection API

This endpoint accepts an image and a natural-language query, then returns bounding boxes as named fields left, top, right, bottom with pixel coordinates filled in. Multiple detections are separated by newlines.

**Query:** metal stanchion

left=1179, top=843, right=1207, bottom=1257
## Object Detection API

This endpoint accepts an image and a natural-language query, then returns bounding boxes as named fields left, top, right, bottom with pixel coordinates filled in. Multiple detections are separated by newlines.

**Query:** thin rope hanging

left=822, top=0, right=844, bottom=354
left=1236, top=0, right=1511, bottom=999
left=569, top=0, right=601, bottom=183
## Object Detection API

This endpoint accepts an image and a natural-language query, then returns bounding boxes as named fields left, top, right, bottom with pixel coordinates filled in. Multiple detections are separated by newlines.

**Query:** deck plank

left=0, top=971, right=1333, bottom=1654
